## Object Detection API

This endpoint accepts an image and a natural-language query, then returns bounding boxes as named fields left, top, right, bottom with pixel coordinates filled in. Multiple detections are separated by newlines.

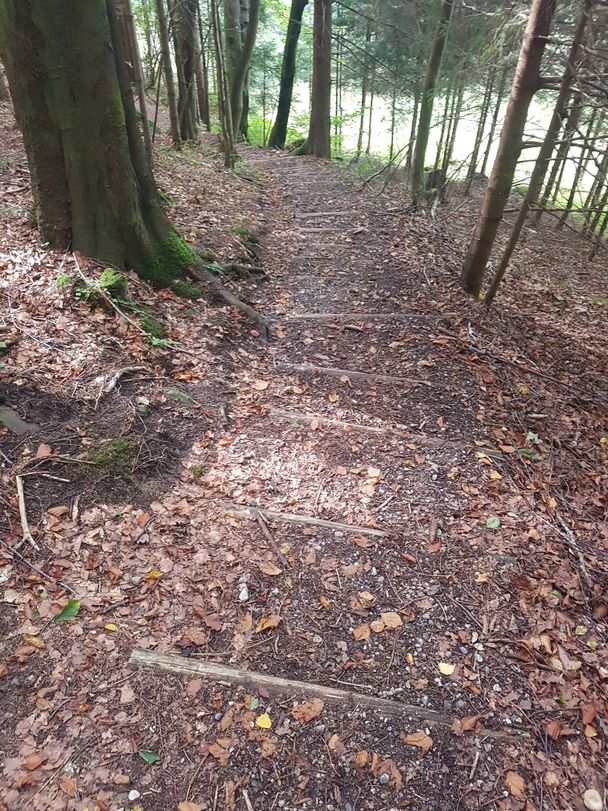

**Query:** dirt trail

left=2, top=145, right=606, bottom=811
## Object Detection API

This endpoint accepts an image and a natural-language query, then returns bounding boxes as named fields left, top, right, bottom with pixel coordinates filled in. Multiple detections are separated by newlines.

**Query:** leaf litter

left=0, top=101, right=606, bottom=810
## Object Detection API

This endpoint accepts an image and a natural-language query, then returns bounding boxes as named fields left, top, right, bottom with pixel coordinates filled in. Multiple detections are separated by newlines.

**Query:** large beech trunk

left=460, top=0, right=556, bottom=297
left=224, top=0, right=260, bottom=138
left=268, top=0, right=309, bottom=149
left=0, top=0, right=195, bottom=285
left=297, top=0, right=332, bottom=159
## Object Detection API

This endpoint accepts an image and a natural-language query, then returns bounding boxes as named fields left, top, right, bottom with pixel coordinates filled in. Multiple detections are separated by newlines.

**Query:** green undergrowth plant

left=232, top=224, right=259, bottom=253
left=171, top=279, right=204, bottom=300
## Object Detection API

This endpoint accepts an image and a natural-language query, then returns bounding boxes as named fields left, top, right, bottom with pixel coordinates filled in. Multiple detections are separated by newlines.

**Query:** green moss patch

left=140, top=230, right=197, bottom=288
left=86, top=438, right=137, bottom=474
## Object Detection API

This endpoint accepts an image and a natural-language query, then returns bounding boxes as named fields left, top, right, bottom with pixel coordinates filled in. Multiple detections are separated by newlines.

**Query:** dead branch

left=254, top=509, right=288, bottom=566
left=224, top=503, right=387, bottom=537
left=15, top=475, right=39, bottom=551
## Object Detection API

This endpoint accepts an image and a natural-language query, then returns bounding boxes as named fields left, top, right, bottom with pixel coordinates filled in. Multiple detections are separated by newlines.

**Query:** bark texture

left=268, top=0, right=309, bottom=149
left=410, top=0, right=454, bottom=207
left=224, top=0, right=260, bottom=137
left=484, top=0, right=589, bottom=305
left=0, top=0, right=194, bottom=286
left=460, top=0, right=556, bottom=297
left=297, top=0, right=332, bottom=159
left=155, top=0, right=181, bottom=148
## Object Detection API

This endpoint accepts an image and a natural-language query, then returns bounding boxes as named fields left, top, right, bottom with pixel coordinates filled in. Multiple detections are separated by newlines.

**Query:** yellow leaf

left=22, top=634, right=45, bottom=649
left=178, top=803, right=202, bottom=811
left=253, top=380, right=269, bottom=391
left=255, top=713, right=272, bottom=729
left=405, top=652, right=414, bottom=665
left=438, top=662, right=455, bottom=676
left=488, top=470, right=502, bottom=481
left=104, top=623, right=119, bottom=632
left=475, top=572, right=490, bottom=584
left=575, top=625, right=588, bottom=636
left=600, top=436, right=608, bottom=445
left=518, top=384, right=529, bottom=394
left=145, top=569, right=162, bottom=580
left=319, top=596, right=331, bottom=609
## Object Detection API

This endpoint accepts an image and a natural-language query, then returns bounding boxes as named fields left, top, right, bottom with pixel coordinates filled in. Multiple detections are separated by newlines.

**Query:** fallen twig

left=276, top=361, right=439, bottom=388
left=224, top=502, right=387, bottom=538
left=0, top=538, right=75, bottom=594
left=15, top=475, right=39, bottom=551
left=254, top=509, right=288, bottom=567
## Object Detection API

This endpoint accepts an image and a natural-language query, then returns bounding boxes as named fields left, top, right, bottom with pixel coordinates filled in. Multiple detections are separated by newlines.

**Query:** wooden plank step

left=223, top=503, right=388, bottom=537
left=295, top=211, right=354, bottom=218
left=287, top=312, right=414, bottom=321
left=130, top=649, right=519, bottom=737
left=276, top=361, right=439, bottom=388
left=269, top=409, right=445, bottom=445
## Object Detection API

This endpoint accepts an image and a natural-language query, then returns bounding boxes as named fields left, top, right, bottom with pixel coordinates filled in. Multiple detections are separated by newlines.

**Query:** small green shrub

left=199, top=248, right=216, bottom=262
left=232, top=225, right=259, bottom=253
left=55, top=273, right=74, bottom=290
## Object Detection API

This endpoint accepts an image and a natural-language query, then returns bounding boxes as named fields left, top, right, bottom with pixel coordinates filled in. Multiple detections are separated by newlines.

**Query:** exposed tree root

left=188, top=259, right=270, bottom=340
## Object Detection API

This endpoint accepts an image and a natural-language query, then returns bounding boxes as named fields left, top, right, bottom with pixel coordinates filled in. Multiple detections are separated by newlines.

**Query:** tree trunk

left=119, top=0, right=154, bottom=167
left=389, top=83, right=397, bottom=162
left=224, top=0, right=260, bottom=138
left=170, top=0, right=198, bottom=141
left=405, top=82, right=420, bottom=171
left=355, top=23, right=371, bottom=160
left=464, top=67, right=495, bottom=195
left=0, top=63, right=10, bottom=102
left=155, top=0, right=182, bottom=149
left=195, top=1, right=211, bottom=130
left=484, top=0, right=589, bottom=306
left=268, top=0, right=308, bottom=149
left=210, top=0, right=236, bottom=167
left=296, top=0, right=332, bottom=159
left=479, top=61, right=509, bottom=178
left=433, top=81, right=452, bottom=172
left=582, top=148, right=608, bottom=235
left=365, top=75, right=375, bottom=156
left=410, top=0, right=454, bottom=208
left=557, top=108, right=601, bottom=228
left=0, top=0, right=196, bottom=285
left=460, top=0, right=556, bottom=297
left=534, top=91, right=582, bottom=223
left=440, top=72, right=464, bottom=197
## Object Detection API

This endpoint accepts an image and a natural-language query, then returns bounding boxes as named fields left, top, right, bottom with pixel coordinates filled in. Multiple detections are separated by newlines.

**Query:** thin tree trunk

left=464, top=67, right=495, bottom=195
left=169, top=0, right=198, bottom=141
left=587, top=180, right=608, bottom=235
left=121, top=0, right=155, bottom=167
left=405, top=84, right=420, bottom=171
left=195, top=1, right=211, bottom=130
left=365, top=75, right=375, bottom=155
left=440, top=72, right=464, bottom=197
left=479, top=62, right=509, bottom=178
left=210, top=0, right=236, bottom=166
left=224, top=0, right=260, bottom=138
left=268, top=0, right=309, bottom=149
left=582, top=148, right=608, bottom=234
left=433, top=81, right=452, bottom=172
left=296, top=0, right=332, bottom=159
left=0, top=64, right=9, bottom=102
left=410, top=0, right=454, bottom=208
left=389, top=84, right=397, bottom=162
left=557, top=108, right=601, bottom=228
left=460, top=0, right=556, bottom=297
left=155, top=0, right=182, bottom=149
left=355, top=24, right=371, bottom=160
left=534, top=92, right=583, bottom=222
left=484, top=0, right=589, bottom=306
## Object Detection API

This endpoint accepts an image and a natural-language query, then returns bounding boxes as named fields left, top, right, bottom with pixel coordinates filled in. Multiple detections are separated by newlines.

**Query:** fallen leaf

left=186, top=679, right=202, bottom=697
left=581, top=702, right=597, bottom=725
left=35, top=443, right=52, bottom=459
left=380, top=611, right=403, bottom=629
left=486, top=516, right=501, bottom=530
left=451, top=715, right=482, bottom=736
left=253, top=380, right=269, bottom=391
left=438, top=662, right=455, bottom=676
left=353, top=623, right=371, bottom=641
left=328, top=733, right=346, bottom=756
left=104, top=623, right=119, bottom=632
left=292, top=698, right=324, bottom=722
left=138, top=750, right=160, bottom=765
left=255, top=615, right=282, bottom=633
left=185, top=627, right=208, bottom=647
left=258, top=561, right=282, bottom=576
left=178, top=802, right=202, bottom=811
left=319, top=595, right=331, bottom=609
left=353, top=750, right=369, bottom=768
left=120, top=684, right=135, bottom=705
left=505, top=771, right=526, bottom=800
left=255, top=713, right=272, bottom=729
left=545, top=719, right=562, bottom=740
left=203, top=614, right=223, bottom=631
left=23, top=753, right=45, bottom=770
left=376, top=758, right=402, bottom=790
left=402, top=730, right=433, bottom=755
left=54, top=599, right=80, bottom=622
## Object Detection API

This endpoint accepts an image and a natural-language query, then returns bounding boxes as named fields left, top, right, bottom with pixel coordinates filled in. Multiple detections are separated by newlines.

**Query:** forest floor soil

left=0, top=101, right=607, bottom=811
